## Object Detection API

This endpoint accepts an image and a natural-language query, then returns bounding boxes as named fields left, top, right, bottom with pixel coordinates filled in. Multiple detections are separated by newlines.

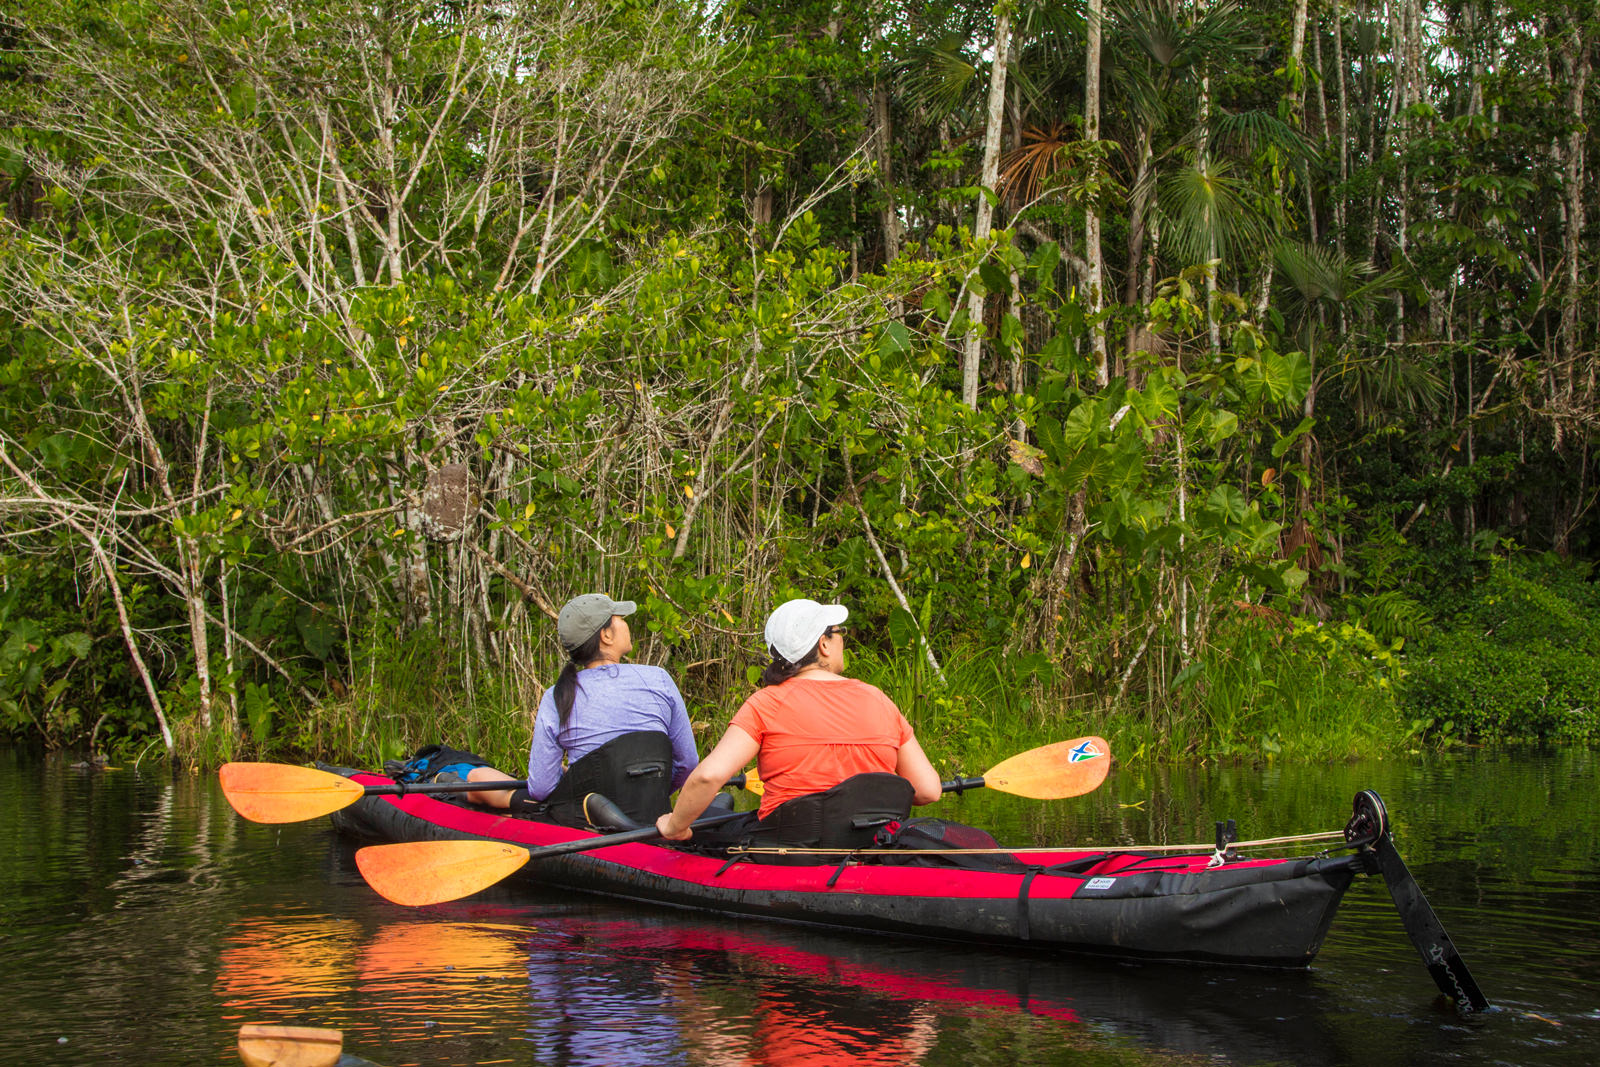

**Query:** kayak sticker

left=1084, top=877, right=1115, bottom=891
left=1068, top=741, right=1103, bottom=762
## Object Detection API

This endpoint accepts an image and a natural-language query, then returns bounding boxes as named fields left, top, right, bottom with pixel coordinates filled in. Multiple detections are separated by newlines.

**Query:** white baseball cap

left=764, top=598, right=849, bottom=664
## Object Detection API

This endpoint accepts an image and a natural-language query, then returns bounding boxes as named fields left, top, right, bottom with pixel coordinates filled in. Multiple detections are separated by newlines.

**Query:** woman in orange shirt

left=656, top=598, right=942, bottom=842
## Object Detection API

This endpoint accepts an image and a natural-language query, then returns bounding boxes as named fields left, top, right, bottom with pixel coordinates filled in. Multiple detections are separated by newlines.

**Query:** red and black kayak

left=326, top=767, right=1385, bottom=972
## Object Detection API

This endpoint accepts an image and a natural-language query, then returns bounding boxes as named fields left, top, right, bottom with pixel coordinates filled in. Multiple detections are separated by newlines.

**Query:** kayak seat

left=542, top=730, right=675, bottom=829
left=748, top=772, right=914, bottom=853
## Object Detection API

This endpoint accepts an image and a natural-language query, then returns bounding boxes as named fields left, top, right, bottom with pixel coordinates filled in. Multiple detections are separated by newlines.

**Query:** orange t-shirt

left=730, top=677, right=914, bottom=819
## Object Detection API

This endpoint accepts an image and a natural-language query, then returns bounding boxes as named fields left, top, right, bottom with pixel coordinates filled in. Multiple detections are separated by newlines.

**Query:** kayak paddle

left=219, top=761, right=760, bottom=823
left=941, top=736, right=1110, bottom=799
left=355, top=810, right=750, bottom=906
left=355, top=736, right=1112, bottom=907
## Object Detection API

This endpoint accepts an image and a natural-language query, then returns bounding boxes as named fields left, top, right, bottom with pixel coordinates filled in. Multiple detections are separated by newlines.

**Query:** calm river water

left=4, top=745, right=1596, bottom=1067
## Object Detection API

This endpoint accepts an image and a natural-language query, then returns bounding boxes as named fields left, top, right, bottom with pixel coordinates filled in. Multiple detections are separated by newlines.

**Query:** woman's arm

left=656, top=724, right=759, bottom=840
left=661, top=678, right=700, bottom=790
left=896, top=735, right=943, bottom=806
left=525, top=695, right=564, bottom=801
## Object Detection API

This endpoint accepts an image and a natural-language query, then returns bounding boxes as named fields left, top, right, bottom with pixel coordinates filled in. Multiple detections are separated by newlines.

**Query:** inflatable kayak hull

left=327, top=770, right=1362, bottom=968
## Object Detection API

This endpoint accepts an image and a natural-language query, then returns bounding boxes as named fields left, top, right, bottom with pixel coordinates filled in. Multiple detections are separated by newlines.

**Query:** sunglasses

left=824, top=626, right=849, bottom=638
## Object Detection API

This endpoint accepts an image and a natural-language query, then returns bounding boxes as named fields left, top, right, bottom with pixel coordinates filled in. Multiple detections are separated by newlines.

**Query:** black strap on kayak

left=1038, top=853, right=1111, bottom=877
left=1104, top=855, right=1190, bottom=874
left=1016, top=868, right=1041, bottom=941
left=826, top=853, right=858, bottom=888
left=715, top=854, right=752, bottom=878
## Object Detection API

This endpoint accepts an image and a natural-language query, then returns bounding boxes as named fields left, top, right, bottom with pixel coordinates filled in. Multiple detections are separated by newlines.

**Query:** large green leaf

left=1206, top=484, right=1250, bottom=523
left=1060, top=402, right=1101, bottom=448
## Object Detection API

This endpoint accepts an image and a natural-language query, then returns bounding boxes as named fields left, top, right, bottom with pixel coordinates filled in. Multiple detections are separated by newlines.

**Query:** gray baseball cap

left=558, top=593, right=636, bottom=651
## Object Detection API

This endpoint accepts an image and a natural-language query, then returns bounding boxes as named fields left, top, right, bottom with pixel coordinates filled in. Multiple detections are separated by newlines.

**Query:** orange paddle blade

left=355, top=840, right=529, bottom=906
left=237, top=1023, right=343, bottom=1067
left=220, top=763, right=365, bottom=824
left=981, top=736, right=1111, bottom=799
left=743, top=765, right=764, bottom=796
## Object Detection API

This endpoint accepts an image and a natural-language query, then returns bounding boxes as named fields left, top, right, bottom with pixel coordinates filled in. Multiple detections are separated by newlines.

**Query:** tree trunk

left=1122, top=126, right=1154, bottom=350
left=1560, top=25, right=1588, bottom=377
left=1254, top=0, right=1312, bottom=315
left=1333, top=0, right=1349, bottom=253
left=962, top=4, right=1014, bottom=409
left=1085, top=0, right=1108, bottom=385
left=1198, top=0, right=1220, bottom=351
left=872, top=83, right=902, bottom=266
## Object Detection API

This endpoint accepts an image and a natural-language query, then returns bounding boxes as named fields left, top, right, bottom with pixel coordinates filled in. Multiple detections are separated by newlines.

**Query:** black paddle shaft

left=364, top=778, right=528, bottom=797
left=520, top=810, right=748, bottom=861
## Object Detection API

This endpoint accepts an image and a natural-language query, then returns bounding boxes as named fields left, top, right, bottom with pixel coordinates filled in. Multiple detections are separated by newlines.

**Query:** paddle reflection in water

left=216, top=917, right=364, bottom=1005
left=217, top=917, right=535, bottom=1061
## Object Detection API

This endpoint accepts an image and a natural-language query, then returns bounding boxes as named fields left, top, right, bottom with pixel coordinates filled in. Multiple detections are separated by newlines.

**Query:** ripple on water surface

left=5, top=746, right=1600, bottom=1067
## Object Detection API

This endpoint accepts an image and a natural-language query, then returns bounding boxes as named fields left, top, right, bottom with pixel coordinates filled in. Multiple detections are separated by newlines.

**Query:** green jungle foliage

left=2, top=0, right=1597, bottom=769
left=1403, top=555, right=1600, bottom=746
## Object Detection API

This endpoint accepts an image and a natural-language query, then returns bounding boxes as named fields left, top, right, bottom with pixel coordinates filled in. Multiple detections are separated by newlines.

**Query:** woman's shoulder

left=607, top=662, right=682, bottom=694
left=770, top=674, right=889, bottom=702
left=838, top=676, right=899, bottom=711
left=830, top=674, right=889, bottom=696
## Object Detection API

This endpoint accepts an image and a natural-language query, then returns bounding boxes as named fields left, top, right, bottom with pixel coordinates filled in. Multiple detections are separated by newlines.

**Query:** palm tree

left=1270, top=240, right=1430, bottom=510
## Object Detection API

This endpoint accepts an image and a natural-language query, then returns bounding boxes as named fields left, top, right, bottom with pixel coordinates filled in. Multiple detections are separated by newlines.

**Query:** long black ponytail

left=553, top=620, right=611, bottom=726
left=757, top=644, right=820, bottom=688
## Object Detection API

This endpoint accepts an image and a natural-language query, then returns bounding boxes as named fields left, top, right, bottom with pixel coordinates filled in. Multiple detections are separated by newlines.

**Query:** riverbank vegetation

left=3, top=0, right=1599, bottom=771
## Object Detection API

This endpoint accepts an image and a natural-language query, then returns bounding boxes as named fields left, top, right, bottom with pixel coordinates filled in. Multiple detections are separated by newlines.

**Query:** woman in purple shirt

left=526, top=594, right=699, bottom=802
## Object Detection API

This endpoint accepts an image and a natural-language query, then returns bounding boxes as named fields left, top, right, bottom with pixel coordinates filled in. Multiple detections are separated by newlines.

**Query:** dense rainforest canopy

left=2, top=0, right=1598, bottom=767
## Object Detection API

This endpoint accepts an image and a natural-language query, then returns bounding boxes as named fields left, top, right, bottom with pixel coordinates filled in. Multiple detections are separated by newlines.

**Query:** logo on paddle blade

left=1068, top=741, right=1102, bottom=762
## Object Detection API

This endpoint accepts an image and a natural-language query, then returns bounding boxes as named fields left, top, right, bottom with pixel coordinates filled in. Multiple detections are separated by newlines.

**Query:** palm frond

left=1333, top=345, right=1446, bottom=425
left=1157, top=158, right=1270, bottom=266
left=892, top=35, right=979, bottom=120
left=1209, top=108, right=1316, bottom=161
left=1271, top=241, right=1404, bottom=309
left=997, top=122, right=1078, bottom=208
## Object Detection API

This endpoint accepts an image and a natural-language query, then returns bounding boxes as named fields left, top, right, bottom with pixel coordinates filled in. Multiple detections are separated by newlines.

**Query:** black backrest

left=543, top=730, right=674, bottom=825
left=756, top=772, right=914, bottom=850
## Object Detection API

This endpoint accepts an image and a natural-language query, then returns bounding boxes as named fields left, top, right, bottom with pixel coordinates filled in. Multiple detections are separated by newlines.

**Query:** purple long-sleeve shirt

left=526, top=662, right=699, bottom=800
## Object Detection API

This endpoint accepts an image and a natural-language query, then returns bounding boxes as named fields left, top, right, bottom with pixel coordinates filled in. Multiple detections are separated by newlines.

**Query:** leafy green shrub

left=1403, top=556, right=1600, bottom=743
left=1169, top=614, right=1407, bottom=760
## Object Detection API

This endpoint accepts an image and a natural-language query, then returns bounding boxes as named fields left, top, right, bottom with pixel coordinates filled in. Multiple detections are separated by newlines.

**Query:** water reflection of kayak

left=327, top=767, right=1364, bottom=968
left=504, top=908, right=1366, bottom=1065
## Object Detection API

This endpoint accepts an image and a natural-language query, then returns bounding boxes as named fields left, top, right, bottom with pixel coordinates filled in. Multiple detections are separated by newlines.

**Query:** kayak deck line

left=719, top=828, right=1350, bottom=857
